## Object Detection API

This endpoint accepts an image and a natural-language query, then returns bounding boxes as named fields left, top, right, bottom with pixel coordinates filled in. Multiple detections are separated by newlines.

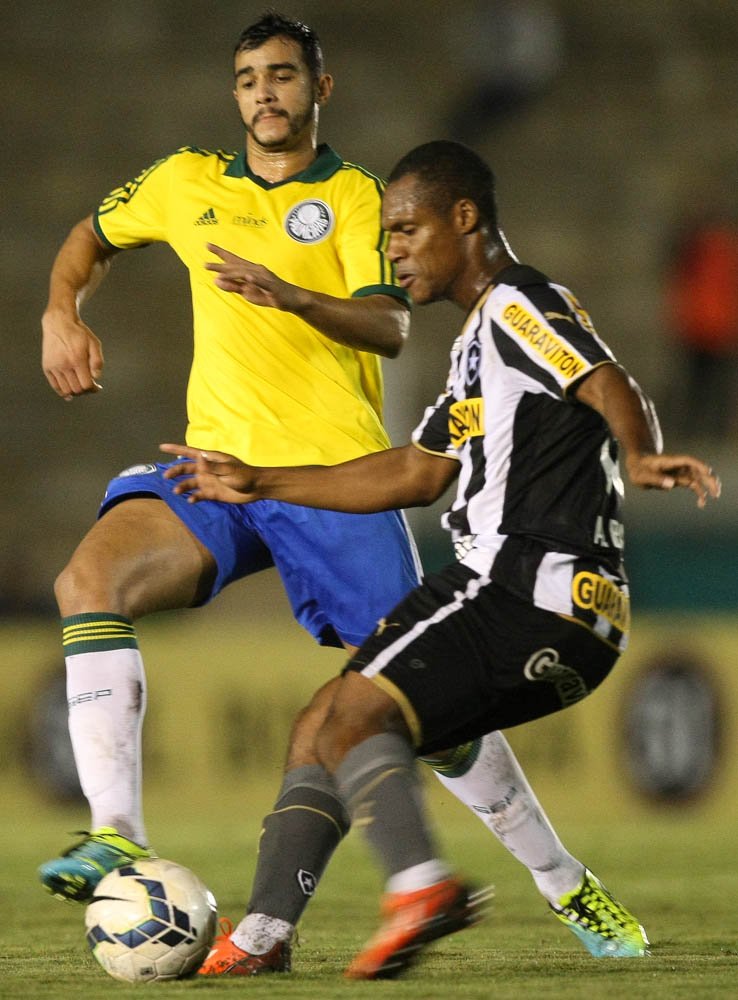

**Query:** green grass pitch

left=2, top=772, right=736, bottom=1000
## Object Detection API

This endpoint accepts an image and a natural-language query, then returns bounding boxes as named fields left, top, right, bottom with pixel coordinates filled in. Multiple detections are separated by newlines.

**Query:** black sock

left=335, top=732, right=437, bottom=877
left=247, top=764, right=350, bottom=924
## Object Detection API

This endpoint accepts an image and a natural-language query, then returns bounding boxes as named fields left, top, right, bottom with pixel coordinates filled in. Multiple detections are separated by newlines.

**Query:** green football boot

left=550, top=868, right=649, bottom=957
left=39, top=827, right=154, bottom=902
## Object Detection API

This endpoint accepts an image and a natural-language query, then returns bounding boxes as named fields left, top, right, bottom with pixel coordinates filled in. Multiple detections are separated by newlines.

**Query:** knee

left=284, top=679, right=342, bottom=770
left=314, top=676, right=401, bottom=774
left=313, top=713, right=347, bottom=774
left=54, top=557, right=88, bottom=614
left=284, top=703, right=321, bottom=768
left=54, top=552, right=118, bottom=616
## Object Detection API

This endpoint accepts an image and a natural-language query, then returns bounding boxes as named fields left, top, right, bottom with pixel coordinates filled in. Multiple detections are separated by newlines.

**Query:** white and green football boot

left=550, top=868, right=649, bottom=957
left=39, top=827, right=154, bottom=902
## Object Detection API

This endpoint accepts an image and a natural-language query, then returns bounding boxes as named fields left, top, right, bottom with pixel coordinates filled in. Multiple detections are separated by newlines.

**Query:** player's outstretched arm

left=204, top=243, right=409, bottom=358
left=42, top=216, right=117, bottom=400
left=159, top=442, right=458, bottom=512
left=574, top=362, right=721, bottom=508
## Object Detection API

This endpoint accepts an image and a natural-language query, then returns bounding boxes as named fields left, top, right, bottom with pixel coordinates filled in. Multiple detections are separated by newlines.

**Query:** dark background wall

left=3, top=0, right=737, bottom=614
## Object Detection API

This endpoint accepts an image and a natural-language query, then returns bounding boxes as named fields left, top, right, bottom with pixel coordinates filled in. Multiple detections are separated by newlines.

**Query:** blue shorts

left=100, top=461, right=422, bottom=649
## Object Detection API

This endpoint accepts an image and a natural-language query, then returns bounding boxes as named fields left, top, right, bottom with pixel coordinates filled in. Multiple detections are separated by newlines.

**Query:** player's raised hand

left=625, top=452, right=721, bottom=508
left=42, top=312, right=104, bottom=400
left=159, top=443, right=258, bottom=503
left=205, top=243, right=304, bottom=312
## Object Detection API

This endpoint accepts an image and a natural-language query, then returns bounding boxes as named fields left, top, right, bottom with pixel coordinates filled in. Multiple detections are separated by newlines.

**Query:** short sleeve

left=94, top=153, right=174, bottom=248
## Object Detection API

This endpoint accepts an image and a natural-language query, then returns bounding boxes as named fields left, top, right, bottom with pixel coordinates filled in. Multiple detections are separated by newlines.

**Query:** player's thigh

left=57, top=498, right=217, bottom=617
left=345, top=564, right=618, bottom=755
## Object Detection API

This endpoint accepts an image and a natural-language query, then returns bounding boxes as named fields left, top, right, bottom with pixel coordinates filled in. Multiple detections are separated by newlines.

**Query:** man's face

left=233, top=36, right=329, bottom=150
left=382, top=175, right=463, bottom=306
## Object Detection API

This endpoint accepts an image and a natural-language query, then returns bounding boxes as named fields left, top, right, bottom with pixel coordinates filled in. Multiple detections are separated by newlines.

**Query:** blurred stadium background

left=2, top=0, right=737, bottom=849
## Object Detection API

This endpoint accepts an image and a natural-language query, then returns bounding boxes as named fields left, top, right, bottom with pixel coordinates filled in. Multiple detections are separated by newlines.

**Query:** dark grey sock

left=335, top=732, right=437, bottom=877
left=247, top=764, right=350, bottom=923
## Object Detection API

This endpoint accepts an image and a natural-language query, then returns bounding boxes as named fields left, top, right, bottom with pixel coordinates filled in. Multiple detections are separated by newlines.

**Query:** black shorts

left=344, top=562, right=619, bottom=755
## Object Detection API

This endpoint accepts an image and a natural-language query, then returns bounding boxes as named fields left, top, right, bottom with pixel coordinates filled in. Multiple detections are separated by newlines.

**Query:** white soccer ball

left=84, top=858, right=217, bottom=982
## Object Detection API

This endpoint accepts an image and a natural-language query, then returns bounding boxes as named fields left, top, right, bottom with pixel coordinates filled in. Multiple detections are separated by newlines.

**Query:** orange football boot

left=345, top=876, right=490, bottom=980
left=198, top=919, right=291, bottom=976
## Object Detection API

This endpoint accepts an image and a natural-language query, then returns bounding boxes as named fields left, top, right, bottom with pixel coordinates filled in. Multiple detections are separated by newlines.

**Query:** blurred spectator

left=445, top=0, right=563, bottom=141
left=664, top=211, right=738, bottom=439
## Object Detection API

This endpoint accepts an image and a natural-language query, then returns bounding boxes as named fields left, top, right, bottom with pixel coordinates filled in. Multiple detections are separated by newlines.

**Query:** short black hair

left=388, top=141, right=498, bottom=231
left=234, top=10, right=324, bottom=80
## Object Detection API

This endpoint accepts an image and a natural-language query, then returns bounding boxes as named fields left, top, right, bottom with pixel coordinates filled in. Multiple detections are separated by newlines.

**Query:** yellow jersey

left=94, top=144, right=409, bottom=465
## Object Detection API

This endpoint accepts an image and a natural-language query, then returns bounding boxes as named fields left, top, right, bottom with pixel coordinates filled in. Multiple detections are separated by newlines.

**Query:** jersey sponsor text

left=572, top=571, right=630, bottom=631
left=502, top=302, right=586, bottom=380
left=449, top=397, right=485, bottom=448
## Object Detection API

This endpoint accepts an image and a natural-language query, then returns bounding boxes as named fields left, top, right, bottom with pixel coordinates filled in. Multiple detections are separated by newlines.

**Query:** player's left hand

left=159, top=443, right=259, bottom=503
left=626, top=453, right=721, bottom=508
left=204, top=243, right=304, bottom=312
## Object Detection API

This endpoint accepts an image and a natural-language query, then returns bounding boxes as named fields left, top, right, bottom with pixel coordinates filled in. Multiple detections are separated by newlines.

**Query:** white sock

left=231, top=914, right=294, bottom=954
left=386, top=859, right=452, bottom=895
left=430, top=731, right=583, bottom=904
left=66, top=648, right=147, bottom=845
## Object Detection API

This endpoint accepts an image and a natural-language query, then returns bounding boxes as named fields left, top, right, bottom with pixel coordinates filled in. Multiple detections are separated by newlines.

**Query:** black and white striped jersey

left=412, top=263, right=630, bottom=651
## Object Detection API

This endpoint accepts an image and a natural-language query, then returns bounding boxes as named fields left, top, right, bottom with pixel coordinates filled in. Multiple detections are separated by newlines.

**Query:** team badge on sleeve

left=284, top=200, right=334, bottom=244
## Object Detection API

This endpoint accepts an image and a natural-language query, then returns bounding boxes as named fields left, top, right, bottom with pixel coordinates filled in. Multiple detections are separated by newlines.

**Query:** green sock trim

left=419, top=737, right=482, bottom=778
left=62, top=613, right=138, bottom=656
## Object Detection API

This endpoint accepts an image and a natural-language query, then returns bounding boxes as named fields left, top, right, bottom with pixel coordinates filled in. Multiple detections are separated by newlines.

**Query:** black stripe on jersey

left=494, top=263, right=551, bottom=289
left=415, top=392, right=455, bottom=454
left=491, top=321, right=563, bottom=398
left=490, top=536, right=547, bottom=603
left=521, top=281, right=608, bottom=363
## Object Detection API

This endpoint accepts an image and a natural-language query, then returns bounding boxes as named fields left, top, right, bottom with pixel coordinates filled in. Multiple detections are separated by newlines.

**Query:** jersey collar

left=224, top=143, right=343, bottom=188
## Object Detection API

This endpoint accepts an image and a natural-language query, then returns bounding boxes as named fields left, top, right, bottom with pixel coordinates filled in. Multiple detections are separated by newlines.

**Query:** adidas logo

left=194, top=207, right=218, bottom=226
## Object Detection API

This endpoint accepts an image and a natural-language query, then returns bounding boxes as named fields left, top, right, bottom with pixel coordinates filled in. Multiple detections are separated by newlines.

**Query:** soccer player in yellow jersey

left=40, top=11, right=646, bottom=974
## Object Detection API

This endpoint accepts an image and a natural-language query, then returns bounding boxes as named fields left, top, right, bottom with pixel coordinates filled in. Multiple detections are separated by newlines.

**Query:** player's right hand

left=42, top=312, right=104, bottom=400
left=159, top=444, right=259, bottom=503
left=625, top=452, right=721, bottom=508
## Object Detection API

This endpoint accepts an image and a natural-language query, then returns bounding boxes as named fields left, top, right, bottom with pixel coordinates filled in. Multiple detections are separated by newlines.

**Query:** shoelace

left=212, top=917, right=235, bottom=944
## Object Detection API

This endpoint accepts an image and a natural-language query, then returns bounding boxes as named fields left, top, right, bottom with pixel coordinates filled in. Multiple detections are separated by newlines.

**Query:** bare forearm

left=574, top=361, right=720, bottom=506
left=42, top=216, right=114, bottom=398
left=45, top=216, right=113, bottom=316
left=160, top=442, right=459, bottom=511
left=574, top=362, right=661, bottom=460
left=289, top=290, right=410, bottom=357
left=205, top=243, right=410, bottom=357
left=251, top=447, right=443, bottom=511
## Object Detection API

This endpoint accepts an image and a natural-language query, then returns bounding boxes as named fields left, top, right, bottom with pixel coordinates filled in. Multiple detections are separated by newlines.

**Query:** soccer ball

left=84, top=858, right=217, bottom=982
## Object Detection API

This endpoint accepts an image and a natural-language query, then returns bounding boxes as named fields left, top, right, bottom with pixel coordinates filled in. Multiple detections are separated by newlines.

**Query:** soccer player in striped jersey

left=162, top=140, right=719, bottom=978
